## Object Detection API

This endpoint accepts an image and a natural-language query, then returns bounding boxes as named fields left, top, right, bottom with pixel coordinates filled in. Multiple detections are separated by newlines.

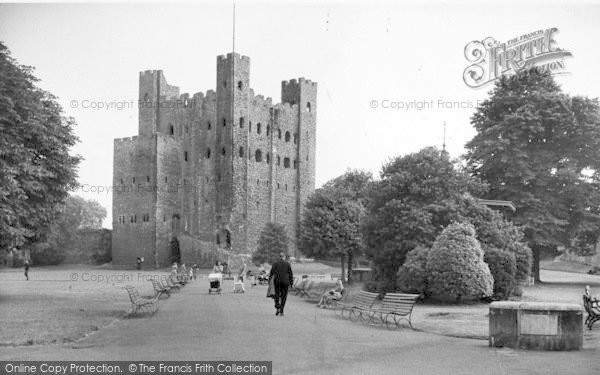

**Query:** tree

left=299, top=170, right=371, bottom=283
left=254, top=222, right=289, bottom=265
left=362, top=147, right=487, bottom=285
left=30, top=196, right=107, bottom=265
left=465, top=69, right=600, bottom=281
left=0, top=42, right=80, bottom=254
left=426, top=222, right=493, bottom=302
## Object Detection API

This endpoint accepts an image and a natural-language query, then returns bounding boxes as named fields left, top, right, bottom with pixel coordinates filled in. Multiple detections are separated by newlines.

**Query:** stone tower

left=112, top=53, right=317, bottom=268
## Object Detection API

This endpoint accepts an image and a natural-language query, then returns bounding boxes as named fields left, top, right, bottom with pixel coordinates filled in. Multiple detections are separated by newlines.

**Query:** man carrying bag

left=267, top=252, right=294, bottom=316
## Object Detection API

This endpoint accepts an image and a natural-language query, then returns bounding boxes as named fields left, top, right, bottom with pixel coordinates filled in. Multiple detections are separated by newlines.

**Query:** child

left=233, top=276, right=245, bottom=293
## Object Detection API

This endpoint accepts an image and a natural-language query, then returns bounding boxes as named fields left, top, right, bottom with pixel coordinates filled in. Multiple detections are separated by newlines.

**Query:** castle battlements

left=217, top=53, right=250, bottom=62
left=114, top=136, right=139, bottom=144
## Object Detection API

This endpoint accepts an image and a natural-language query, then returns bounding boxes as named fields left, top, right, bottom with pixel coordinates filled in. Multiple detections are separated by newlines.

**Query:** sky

left=1, top=1, right=599, bottom=229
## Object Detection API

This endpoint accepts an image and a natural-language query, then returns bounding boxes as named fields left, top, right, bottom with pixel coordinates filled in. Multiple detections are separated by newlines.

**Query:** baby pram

left=208, top=273, right=222, bottom=294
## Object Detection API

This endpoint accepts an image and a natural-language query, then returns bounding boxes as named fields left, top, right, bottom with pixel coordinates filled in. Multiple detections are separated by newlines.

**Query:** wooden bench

left=363, top=293, right=420, bottom=329
left=333, top=290, right=379, bottom=320
left=583, top=294, right=600, bottom=330
left=151, top=278, right=170, bottom=298
left=124, top=286, right=159, bottom=315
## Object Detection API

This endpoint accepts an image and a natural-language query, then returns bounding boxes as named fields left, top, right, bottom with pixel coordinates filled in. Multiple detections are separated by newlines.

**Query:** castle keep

left=112, top=53, right=317, bottom=267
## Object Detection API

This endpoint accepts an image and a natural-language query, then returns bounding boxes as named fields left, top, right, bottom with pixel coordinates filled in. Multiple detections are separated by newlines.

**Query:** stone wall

left=63, top=228, right=112, bottom=264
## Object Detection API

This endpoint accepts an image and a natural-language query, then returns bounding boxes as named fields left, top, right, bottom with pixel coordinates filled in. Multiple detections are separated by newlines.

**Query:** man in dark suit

left=269, top=252, right=294, bottom=316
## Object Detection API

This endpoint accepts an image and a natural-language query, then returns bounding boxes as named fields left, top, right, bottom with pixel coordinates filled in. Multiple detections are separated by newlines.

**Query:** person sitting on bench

left=316, top=279, right=344, bottom=308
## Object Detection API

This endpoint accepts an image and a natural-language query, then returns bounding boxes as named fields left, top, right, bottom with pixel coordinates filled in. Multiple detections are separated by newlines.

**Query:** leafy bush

left=426, top=222, right=493, bottom=302
left=396, top=246, right=430, bottom=294
left=253, top=222, right=289, bottom=265
left=484, top=248, right=517, bottom=300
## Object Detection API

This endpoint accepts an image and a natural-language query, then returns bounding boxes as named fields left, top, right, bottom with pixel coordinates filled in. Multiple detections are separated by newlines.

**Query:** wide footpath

left=2, top=277, right=599, bottom=375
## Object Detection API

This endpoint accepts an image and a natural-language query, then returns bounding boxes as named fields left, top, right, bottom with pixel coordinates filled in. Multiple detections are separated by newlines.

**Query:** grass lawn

left=0, top=265, right=167, bottom=346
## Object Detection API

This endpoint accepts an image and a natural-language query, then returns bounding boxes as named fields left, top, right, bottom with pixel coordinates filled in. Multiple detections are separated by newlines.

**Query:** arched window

left=284, top=157, right=290, bottom=168
left=238, top=81, right=243, bottom=90
left=306, top=102, right=312, bottom=112
left=267, top=125, right=270, bottom=136
left=222, top=118, right=227, bottom=127
left=293, top=159, right=298, bottom=169
left=222, top=147, right=226, bottom=156
left=206, top=148, right=211, bottom=159
left=277, top=156, right=281, bottom=166
left=278, top=129, right=282, bottom=139
left=169, top=123, right=174, bottom=135
left=255, top=149, right=262, bottom=162
left=285, top=131, right=290, bottom=142
left=216, top=233, right=221, bottom=245
left=207, top=121, right=212, bottom=130
left=293, top=133, right=298, bottom=144
left=266, top=152, right=270, bottom=164
left=249, top=122, right=252, bottom=132
left=257, top=123, right=262, bottom=134
left=239, top=117, right=244, bottom=128
left=239, top=146, right=244, bottom=157
left=184, top=151, right=188, bottom=162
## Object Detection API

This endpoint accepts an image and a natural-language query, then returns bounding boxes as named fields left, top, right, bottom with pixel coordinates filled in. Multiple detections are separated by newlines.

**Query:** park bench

left=170, top=274, right=186, bottom=287
left=330, top=273, right=342, bottom=281
left=583, top=294, right=600, bottom=330
left=164, top=277, right=182, bottom=290
left=333, top=290, right=379, bottom=320
left=362, top=293, right=420, bottom=329
left=151, top=278, right=170, bottom=298
left=124, top=286, right=159, bottom=315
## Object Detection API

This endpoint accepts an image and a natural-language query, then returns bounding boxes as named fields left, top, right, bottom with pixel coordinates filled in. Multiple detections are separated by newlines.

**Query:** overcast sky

left=1, top=1, right=599, bottom=228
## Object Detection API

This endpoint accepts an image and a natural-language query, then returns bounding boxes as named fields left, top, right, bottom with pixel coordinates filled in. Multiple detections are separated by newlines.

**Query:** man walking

left=269, top=252, right=294, bottom=316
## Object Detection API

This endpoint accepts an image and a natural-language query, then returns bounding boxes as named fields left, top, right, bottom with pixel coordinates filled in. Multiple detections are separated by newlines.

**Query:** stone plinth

left=489, top=302, right=583, bottom=351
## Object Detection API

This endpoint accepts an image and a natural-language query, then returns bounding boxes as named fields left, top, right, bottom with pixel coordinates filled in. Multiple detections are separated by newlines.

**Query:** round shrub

left=484, top=248, right=517, bottom=300
left=396, top=246, right=430, bottom=294
left=425, top=222, right=493, bottom=302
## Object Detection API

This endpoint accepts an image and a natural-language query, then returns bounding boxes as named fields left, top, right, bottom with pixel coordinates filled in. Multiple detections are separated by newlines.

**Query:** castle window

left=238, top=81, right=243, bottom=90
left=169, top=124, right=174, bottom=135
left=257, top=123, right=261, bottom=134
left=222, top=147, right=226, bottom=156
left=205, top=176, right=209, bottom=183
left=216, top=233, right=220, bottom=245
left=165, top=176, right=168, bottom=183
left=293, top=159, right=298, bottom=169
left=285, top=184, right=288, bottom=191
left=285, top=206, right=288, bottom=213
left=222, top=80, right=227, bottom=88
left=163, top=215, right=166, bottom=222
left=255, top=149, right=262, bottom=162
left=207, top=121, right=212, bottom=130
left=306, top=154, right=309, bottom=161
left=277, top=156, right=281, bottom=166
left=239, top=117, right=244, bottom=128
left=249, top=122, right=252, bottom=132
left=293, top=185, right=296, bottom=192
left=239, top=146, right=244, bottom=157
left=144, top=93, right=150, bottom=102
left=184, top=151, right=188, bottom=161
left=184, top=98, right=189, bottom=107
left=284, top=157, right=290, bottom=168
left=266, top=153, right=270, bottom=164
left=185, top=125, right=189, bottom=134
left=278, top=129, right=282, bottom=139
left=206, top=148, right=211, bottom=159
left=293, top=133, right=298, bottom=144
left=146, top=176, right=150, bottom=183
left=285, top=131, right=290, bottom=142
left=134, top=214, right=137, bottom=223
left=257, top=179, right=260, bottom=185
left=132, top=177, right=136, bottom=184
left=267, top=125, right=270, bottom=136
left=266, top=180, right=269, bottom=186
left=222, top=118, right=227, bottom=127
left=120, top=178, right=123, bottom=184
left=307, top=102, right=311, bottom=112
left=277, top=183, right=280, bottom=189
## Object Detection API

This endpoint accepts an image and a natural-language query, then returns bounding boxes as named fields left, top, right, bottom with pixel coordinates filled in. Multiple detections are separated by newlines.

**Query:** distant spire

left=442, top=121, right=447, bottom=152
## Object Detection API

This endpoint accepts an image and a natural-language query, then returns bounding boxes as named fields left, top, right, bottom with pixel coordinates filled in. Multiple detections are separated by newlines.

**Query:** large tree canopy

left=0, top=42, right=80, bottom=252
left=298, top=170, right=371, bottom=282
left=362, top=147, right=487, bottom=283
left=465, top=69, right=600, bottom=280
